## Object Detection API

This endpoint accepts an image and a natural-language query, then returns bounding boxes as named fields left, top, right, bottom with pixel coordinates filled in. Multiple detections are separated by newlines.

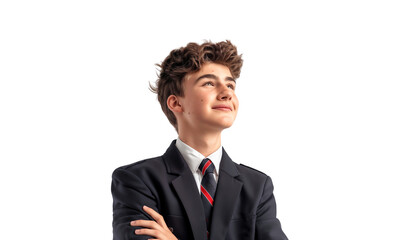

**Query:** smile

left=212, top=105, right=232, bottom=111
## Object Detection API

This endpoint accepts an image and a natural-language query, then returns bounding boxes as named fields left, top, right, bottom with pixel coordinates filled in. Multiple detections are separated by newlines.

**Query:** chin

left=217, top=121, right=235, bottom=130
left=205, top=117, right=236, bottom=131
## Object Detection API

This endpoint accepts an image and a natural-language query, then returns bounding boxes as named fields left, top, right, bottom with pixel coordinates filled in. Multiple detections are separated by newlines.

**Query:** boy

left=112, top=40, right=288, bottom=240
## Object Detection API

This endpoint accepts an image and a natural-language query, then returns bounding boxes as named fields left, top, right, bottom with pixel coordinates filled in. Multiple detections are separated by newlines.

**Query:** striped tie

left=199, top=158, right=217, bottom=235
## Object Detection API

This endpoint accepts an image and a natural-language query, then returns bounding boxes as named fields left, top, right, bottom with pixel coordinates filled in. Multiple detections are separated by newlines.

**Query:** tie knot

left=199, top=158, right=215, bottom=176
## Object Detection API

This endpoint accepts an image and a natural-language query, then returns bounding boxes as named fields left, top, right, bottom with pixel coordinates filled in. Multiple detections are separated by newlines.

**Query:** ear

left=167, top=95, right=183, bottom=113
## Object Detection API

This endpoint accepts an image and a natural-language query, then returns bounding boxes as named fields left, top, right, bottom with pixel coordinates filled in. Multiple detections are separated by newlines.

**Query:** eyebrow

left=195, top=74, right=236, bottom=84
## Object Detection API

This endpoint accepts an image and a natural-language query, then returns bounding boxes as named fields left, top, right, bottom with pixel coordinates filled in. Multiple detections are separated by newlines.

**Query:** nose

left=217, top=85, right=233, bottom=101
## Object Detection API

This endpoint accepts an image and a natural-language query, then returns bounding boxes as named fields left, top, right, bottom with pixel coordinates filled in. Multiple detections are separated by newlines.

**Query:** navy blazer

left=112, top=141, right=288, bottom=240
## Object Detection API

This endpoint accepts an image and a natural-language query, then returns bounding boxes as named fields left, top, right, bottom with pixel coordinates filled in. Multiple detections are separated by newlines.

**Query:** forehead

left=197, top=62, right=231, bottom=75
left=185, top=63, right=232, bottom=81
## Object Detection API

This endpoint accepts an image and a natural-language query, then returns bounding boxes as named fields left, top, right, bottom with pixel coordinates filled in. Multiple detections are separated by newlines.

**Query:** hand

left=131, top=205, right=178, bottom=240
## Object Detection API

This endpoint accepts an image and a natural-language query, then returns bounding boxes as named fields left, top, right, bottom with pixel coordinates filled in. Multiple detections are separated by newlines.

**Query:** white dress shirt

left=175, top=138, right=222, bottom=193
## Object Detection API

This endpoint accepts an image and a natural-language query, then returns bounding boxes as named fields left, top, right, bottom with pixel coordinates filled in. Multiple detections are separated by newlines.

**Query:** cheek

left=233, top=96, right=239, bottom=109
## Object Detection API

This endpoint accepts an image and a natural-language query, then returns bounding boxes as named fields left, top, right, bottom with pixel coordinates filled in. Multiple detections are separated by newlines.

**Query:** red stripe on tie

left=201, top=185, right=214, bottom=206
left=202, top=160, right=212, bottom=175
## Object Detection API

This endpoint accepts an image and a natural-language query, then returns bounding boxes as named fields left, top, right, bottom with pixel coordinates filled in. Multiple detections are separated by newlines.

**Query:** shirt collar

left=175, top=138, right=221, bottom=174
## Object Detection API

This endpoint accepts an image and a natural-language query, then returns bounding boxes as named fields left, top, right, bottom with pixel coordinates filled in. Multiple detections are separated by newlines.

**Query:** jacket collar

left=163, top=140, right=188, bottom=175
left=163, top=140, right=206, bottom=240
left=162, top=140, right=243, bottom=240
left=164, top=140, right=239, bottom=177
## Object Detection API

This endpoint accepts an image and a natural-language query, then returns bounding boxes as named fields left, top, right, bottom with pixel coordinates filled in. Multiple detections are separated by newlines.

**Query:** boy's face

left=177, top=62, right=239, bottom=133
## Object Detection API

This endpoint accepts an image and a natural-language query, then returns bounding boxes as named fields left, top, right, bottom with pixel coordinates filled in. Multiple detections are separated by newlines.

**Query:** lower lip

left=213, top=108, right=232, bottom=111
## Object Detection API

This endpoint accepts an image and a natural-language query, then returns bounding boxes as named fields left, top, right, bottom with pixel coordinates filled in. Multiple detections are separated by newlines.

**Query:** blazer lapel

left=163, top=141, right=207, bottom=240
left=209, top=148, right=243, bottom=240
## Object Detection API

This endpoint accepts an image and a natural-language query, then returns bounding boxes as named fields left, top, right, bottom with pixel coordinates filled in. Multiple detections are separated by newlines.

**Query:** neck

left=178, top=129, right=222, bottom=157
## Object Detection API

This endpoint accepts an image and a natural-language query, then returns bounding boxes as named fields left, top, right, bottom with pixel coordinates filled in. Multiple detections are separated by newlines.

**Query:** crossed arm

left=131, top=205, right=177, bottom=240
left=112, top=167, right=179, bottom=240
left=112, top=164, right=287, bottom=239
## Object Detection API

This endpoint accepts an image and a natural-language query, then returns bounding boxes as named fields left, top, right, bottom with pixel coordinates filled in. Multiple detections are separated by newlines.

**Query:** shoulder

left=236, top=163, right=269, bottom=178
left=238, top=163, right=267, bottom=176
left=234, top=163, right=274, bottom=188
left=112, top=156, right=165, bottom=180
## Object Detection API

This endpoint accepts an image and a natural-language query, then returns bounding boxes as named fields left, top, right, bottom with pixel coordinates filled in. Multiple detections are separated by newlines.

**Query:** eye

left=203, top=81, right=214, bottom=87
left=227, top=83, right=236, bottom=90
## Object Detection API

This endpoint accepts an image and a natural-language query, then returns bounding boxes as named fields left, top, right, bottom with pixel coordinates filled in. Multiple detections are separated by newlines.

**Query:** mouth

left=212, top=104, right=233, bottom=111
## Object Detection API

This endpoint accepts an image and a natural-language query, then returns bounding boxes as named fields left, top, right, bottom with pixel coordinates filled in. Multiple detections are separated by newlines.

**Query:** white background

left=1, top=1, right=402, bottom=239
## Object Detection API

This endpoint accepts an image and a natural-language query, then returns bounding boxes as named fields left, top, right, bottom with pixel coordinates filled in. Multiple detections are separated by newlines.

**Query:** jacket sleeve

left=255, top=176, right=288, bottom=240
left=111, top=167, right=157, bottom=240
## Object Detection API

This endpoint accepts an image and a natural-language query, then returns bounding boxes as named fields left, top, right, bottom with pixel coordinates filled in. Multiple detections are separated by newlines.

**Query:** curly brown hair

left=150, top=40, right=243, bottom=131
